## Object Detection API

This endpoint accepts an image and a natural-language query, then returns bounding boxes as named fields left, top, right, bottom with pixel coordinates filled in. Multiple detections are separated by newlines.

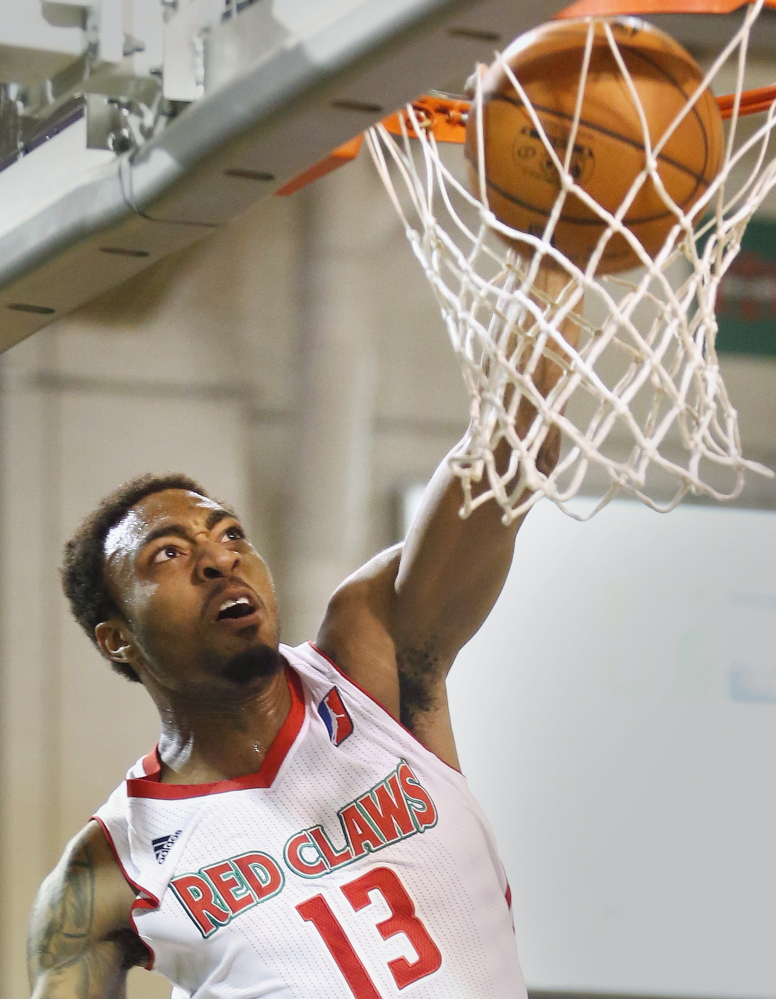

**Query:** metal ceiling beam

left=0, top=0, right=567, bottom=352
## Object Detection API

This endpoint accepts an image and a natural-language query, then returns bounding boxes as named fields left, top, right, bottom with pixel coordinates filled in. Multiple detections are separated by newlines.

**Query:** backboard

left=0, top=0, right=568, bottom=352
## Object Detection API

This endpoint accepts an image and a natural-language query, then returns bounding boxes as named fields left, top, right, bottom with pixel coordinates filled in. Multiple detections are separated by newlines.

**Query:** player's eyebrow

left=138, top=509, right=236, bottom=551
left=205, top=507, right=236, bottom=531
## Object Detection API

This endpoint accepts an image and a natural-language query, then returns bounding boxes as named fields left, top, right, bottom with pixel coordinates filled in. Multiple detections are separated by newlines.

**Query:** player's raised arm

left=317, top=269, right=579, bottom=763
left=394, top=268, right=580, bottom=659
left=28, top=821, right=144, bottom=999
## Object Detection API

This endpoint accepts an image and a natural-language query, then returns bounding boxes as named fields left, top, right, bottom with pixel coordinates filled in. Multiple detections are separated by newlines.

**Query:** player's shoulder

left=318, top=542, right=403, bottom=651
left=28, top=821, right=149, bottom=992
left=316, top=544, right=404, bottom=714
left=72, top=816, right=123, bottom=864
left=33, top=819, right=137, bottom=937
left=327, top=543, right=403, bottom=607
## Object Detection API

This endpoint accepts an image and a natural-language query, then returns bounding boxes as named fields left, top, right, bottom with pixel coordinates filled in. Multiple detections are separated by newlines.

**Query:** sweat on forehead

left=103, top=489, right=235, bottom=564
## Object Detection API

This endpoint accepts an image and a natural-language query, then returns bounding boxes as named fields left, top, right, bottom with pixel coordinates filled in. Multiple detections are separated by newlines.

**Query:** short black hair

left=61, top=473, right=211, bottom=682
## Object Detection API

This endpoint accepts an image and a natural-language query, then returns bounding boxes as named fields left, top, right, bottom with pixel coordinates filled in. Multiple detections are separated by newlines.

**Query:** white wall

left=449, top=499, right=776, bottom=999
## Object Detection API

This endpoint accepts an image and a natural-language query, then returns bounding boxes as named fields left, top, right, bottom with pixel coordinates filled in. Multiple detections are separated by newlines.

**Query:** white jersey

left=94, top=643, right=526, bottom=999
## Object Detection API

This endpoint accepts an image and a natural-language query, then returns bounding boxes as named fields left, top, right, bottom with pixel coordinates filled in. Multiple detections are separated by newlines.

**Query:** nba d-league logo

left=317, top=687, right=353, bottom=746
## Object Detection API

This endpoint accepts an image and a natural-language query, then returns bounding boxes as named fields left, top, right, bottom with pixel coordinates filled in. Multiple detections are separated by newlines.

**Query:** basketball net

left=365, top=0, right=776, bottom=520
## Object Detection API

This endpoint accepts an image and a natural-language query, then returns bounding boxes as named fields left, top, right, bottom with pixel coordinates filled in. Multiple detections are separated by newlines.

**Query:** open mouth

left=216, top=596, right=257, bottom=622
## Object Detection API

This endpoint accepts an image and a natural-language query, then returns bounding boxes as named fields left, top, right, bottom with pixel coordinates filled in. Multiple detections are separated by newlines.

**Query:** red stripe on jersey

left=91, top=816, right=159, bottom=970
left=140, top=747, right=157, bottom=776
left=127, top=667, right=305, bottom=799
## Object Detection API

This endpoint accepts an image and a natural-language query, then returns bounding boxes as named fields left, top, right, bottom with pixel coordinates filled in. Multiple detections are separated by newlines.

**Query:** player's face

left=101, top=489, right=280, bottom=692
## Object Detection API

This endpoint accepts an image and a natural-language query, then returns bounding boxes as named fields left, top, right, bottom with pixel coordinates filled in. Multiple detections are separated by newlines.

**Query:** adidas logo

left=152, top=829, right=182, bottom=864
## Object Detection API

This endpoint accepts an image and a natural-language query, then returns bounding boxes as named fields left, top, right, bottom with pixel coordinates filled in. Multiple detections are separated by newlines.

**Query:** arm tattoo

left=30, top=848, right=94, bottom=970
left=28, top=841, right=135, bottom=998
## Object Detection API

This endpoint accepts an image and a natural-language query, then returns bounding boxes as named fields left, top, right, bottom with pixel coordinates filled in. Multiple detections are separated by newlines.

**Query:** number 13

left=296, top=866, right=442, bottom=996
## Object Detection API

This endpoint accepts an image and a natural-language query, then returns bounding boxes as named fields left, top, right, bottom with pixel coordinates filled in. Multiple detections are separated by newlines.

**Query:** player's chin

left=219, top=643, right=286, bottom=685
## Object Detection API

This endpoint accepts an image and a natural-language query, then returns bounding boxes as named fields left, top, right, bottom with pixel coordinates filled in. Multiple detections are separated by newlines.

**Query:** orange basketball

left=465, top=17, right=724, bottom=274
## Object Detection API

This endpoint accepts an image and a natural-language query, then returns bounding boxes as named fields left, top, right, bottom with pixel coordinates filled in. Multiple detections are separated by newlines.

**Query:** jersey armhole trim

left=90, top=816, right=159, bottom=971
left=308, top=643, right=463, bottom=775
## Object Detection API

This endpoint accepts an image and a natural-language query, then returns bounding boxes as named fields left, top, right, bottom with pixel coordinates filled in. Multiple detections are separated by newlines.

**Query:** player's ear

left=94, top=620, right=138, bottom=666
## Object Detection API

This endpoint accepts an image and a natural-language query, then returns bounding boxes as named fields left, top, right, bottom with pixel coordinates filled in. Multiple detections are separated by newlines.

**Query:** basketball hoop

left=362, top=0, right=776, bottom=520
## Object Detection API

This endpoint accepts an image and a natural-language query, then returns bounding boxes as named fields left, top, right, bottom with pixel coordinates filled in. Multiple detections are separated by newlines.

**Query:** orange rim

left=556, top=0, right=776, bottom=15
left=717, top=84, right=776, bottom=117
left=381, top=94, right=470, bottom=142
left=381, top=0, right=776, bottom=136
left=275, top=1, right=776, bottom=195
left=275, top=135, right=364, bottom=195
left=380, top=80, right=776, bottom=143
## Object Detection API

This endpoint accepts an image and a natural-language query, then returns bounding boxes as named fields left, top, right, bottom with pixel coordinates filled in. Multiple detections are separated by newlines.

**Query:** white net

left=366, top=2, right=776, bottom=520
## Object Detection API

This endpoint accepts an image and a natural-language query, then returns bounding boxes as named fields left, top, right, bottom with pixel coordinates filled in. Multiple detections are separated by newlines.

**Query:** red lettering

left=284, top=831, right=327, bottom=877
left=342, top=867, right=442, bottom=988
left=203, top=861, right=254, bottom=916
left=232, top=852, right=284, bottom=901
left=358, top=773, right=416, bottom=843
left=309, top=826, right=353, bottom=869
left=340, top=802, right=384, bottom=857
left=297, top=895, right=381, bottom=998
left=297, top=868, right=443, bottom=995
left=398, top=761, right=437, bottom=830
left=171, top=873, right=230, bottom=937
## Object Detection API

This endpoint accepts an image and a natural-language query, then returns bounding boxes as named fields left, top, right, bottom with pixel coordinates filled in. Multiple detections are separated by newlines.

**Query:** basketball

left=464, top=17, right=725, bottom=273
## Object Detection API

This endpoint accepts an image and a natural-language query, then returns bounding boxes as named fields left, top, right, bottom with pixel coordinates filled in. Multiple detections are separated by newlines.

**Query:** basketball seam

left=618, top=40, right=711, bottom=182
left=475, top=173, right=675, bottom=229
left=492, top=34, right=712, bottom=185
left=487, top=93, right=709, bottom=193
left=474, top=38, right=718, bottom=224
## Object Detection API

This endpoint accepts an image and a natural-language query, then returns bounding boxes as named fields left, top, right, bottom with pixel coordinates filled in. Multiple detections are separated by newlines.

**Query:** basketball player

left=27, top=278, right=574, bottom=998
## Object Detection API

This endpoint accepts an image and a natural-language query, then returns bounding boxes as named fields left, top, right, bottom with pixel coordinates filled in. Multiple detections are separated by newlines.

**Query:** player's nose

left=196, top=540, right=241, bottom=580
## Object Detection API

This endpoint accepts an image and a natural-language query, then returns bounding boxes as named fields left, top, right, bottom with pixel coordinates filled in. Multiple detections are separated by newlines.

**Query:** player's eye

left=222, top=525, right=246, bottom=542
left=152, top=544, right=183, bottom=563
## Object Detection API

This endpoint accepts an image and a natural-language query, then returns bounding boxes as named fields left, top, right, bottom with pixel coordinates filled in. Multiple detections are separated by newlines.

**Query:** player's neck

left=152, top=668, right=292, bottom=785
